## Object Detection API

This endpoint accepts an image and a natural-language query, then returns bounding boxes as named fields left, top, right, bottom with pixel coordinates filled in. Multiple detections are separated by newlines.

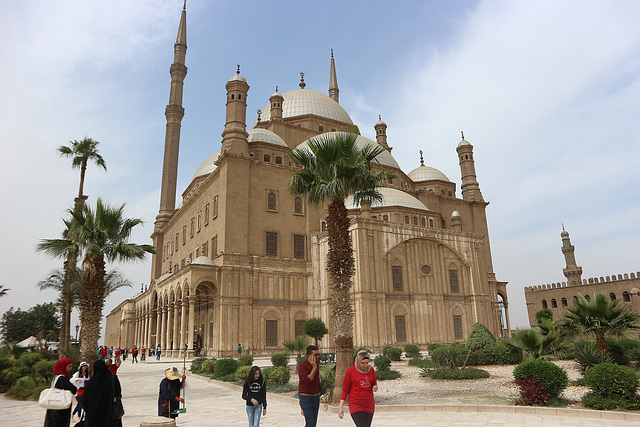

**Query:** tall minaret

left=155, top=3, right=188, bottom=231
left=329, top=49, right=339, bottom=103
left=374, top=115, right=390, bottom=151
left=456, top=132, right=484, bottom=202
left=220, top=66, right=250, bottom=156
left=561, top=226, right=583, bottom=286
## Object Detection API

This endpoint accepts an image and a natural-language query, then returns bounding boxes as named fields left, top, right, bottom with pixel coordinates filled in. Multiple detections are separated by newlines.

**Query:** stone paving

left=3, top=356, right=640, bottom=426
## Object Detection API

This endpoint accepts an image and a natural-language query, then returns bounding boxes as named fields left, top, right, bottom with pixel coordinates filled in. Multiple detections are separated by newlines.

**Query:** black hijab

left=83, top=359, right=114, bottom=426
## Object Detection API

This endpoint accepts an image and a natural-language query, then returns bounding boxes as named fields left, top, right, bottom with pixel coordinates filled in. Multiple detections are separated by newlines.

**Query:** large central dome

left=254, top=89, right=353, bottom=126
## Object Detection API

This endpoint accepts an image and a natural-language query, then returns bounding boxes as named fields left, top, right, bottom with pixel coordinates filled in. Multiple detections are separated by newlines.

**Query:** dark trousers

left=299, top=395, right=320, bottom=427
left=132, top=354, right=138, bottom=363
left=350, top=411, right=374, bottom=427
left=72, top=395, right=84, bottom=417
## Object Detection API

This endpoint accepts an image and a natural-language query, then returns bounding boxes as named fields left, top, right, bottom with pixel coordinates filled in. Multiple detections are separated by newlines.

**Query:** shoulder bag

left=38, top=375, right=74, bottom=410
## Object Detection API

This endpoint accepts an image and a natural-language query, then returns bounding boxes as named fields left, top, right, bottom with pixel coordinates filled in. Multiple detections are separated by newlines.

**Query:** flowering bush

left=515, top=376, right=548, bottom=406
left=582, top=363, right=638, bottom=398
left=513, top=359, right=568, bottom=400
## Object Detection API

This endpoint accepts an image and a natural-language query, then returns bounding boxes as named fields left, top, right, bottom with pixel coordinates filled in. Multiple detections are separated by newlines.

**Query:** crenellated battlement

left=526, top=271, right=639, bottom=293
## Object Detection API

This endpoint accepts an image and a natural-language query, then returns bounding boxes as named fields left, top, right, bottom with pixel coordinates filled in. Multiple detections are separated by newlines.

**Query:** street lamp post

left=75, top=325, right=79, bottom=344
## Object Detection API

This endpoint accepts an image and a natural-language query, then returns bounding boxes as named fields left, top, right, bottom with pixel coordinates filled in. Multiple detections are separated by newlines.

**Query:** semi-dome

left=247, top=128, right=287, bottom=147
left=345, top=187, right=429, bottom=211
left=192, top=151, right=221, bottom=180
left=295, top=132, right=400, bottom=169
left=457, top=138, right=472, bottom=148
left=253, top=89, right=353, bottom=126
left=229, top=74, right=247, bottom=83
left=191, top=256, right=216, bottom=266
left=408, top=165, right=450, bottom=182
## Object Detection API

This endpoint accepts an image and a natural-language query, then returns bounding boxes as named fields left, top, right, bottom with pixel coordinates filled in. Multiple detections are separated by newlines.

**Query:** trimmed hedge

left=262, top=366, right=290, bottom=385
left=427, top=367, right=490, bottom=380
left=382, top=345, right=402, bottom=361
left=238, top=354, right=254, bottom=367
left=582, top=392, right=640, bottom=410
left=513, top=359, right=568, bottom=400
left=213, top=358, right=239, bottom=378
left=582, top=363, right=638, bottom=397
left=271, top=352, right=290, bottom=367
left=201, top=359, right=216, bottom=374
left=403, top=344, right=421, bottom=359
left=376, top=369, right=401, bottom=380
left=373, top=355, right=390, bottom=371
left=190, top=357, right=208, bottom=374
left=235, top=365, right=252, bottom=382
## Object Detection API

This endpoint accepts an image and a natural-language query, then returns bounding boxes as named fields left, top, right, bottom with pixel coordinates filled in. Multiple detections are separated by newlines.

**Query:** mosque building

left=524, top=228, right=640, bottom=325
left=105, top=6, right=510, bottom=357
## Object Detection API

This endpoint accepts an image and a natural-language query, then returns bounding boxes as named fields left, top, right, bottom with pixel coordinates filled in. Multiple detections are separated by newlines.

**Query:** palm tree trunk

left=59, top=292, right=69, bottom=357
left=80, top=255, right=106, bottom=363
left=326, top=198, right=355, bottom=404
left=595, top=332, right=609, bottom=352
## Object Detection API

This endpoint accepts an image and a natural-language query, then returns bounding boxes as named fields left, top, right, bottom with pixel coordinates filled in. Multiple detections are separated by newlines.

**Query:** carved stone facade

left=105, top=7, right=510, bottom=357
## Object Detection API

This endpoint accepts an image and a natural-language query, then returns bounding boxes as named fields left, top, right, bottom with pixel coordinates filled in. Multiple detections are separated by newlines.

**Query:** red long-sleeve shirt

left=340, top=365, right=377, bottom=414
left=298, top=360, right=320, bottom=395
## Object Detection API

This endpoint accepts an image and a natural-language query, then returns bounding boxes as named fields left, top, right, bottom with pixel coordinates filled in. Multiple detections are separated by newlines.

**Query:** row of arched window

left=267, top=192, right=303, bottom=214
left=541, top=292, right=631, bottom=309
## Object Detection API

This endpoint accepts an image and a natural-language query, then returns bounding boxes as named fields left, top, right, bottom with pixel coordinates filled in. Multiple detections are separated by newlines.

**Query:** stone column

left=172, top=302, right=180, bottom=357
left=144, top=312, right=150, bottom=347
left=187, top=297, right=195, bottom=358
left=165, top=304, right=173, bottom=353
left=160, top=305, right=167, bottom=349
left=155, top=308, right=162, bottom=348
left=179, top=299, right=187, bottom=358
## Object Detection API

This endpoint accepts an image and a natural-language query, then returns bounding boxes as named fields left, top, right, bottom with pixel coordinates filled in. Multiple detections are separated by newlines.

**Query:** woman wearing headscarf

left=158, top=367, right=185, bottom=418
left=338, top=350, right=378, bottom=427
left=43, top=357, right=77, bottom=427
left=82, top=359, right=118, bottom=427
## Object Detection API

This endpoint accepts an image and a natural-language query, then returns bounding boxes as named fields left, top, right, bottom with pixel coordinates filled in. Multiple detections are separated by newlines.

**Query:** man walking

left=131, top=345, right=138, bottom=363
left=298, top=345, right=327, bottom=427
left=156, top=344, right=162, bottom=361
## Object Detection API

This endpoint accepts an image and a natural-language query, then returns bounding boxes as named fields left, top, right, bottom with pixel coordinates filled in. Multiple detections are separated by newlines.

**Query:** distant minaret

left=561, top=226, right=583, bottom=286
left=221, top=66, right=249, bottom=155
left=456, top=132, right=484, bottom=202
left=329, top=49, right=339, bottom=103
left=155, top=4, right=188, bottom=231
left=374, top=115, right=390, bottom=151
left=269, top=86, right=283, bottom=121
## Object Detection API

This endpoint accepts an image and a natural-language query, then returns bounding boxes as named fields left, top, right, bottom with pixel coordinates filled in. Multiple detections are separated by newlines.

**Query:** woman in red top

left=338, top=350, right=378, bottom=427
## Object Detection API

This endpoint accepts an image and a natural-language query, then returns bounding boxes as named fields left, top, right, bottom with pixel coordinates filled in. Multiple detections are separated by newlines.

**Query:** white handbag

left=38, top=375, right=74, bottom=410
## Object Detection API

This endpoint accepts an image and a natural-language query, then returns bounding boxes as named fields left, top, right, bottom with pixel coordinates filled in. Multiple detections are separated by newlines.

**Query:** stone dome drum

left=247, top=128, right=287, bottom=147
left=254, top=89, right=353, bottom=126
left=345, top=187, right=429, bottom=211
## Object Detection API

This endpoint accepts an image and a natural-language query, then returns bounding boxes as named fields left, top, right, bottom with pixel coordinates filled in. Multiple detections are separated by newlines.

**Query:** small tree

left=283, top=336, right=309, bottom=364
left=303, top=318, right=328, bottom=346
left=466, top=322, right=496, bottom=351
left=535, top=309, right=553, bottom=325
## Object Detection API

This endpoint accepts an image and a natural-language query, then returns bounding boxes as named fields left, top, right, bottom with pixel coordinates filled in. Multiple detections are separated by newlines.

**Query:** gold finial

left=331, top=49, right=334, bottom=59
left=275, top=85, right=278, bottom=93
left=562, top=223, right=565, bottom=231
left=299, top=72, right=306, bottom=89
left=461, top=131, right=465, bottom=140
left=236, top=65, right=240, bottom=75
left=379, top=114, right=381, bottom=121
left=183, top=0, right=186, bottom=11
left=257, top=109, right=262, bottom=123
left=419, top=150, right=424, bottom=167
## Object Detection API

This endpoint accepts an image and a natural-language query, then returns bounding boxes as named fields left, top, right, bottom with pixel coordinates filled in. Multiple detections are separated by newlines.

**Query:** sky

left=1, top=0, right=639, bottom=342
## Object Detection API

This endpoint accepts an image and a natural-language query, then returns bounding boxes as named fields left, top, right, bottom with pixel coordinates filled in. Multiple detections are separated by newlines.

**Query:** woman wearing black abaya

left=83, top=359, right=117, bottom=427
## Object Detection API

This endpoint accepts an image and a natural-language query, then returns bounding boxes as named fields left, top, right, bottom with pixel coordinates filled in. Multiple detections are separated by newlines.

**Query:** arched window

left=551, top=299, right=557, bottom=308
left=624, top=291, right=631, bottom=302
left=561, top=298, right=567, bottom=307
left=267, top=192, right=277, bottom=211
left=383, top=215, right=389, bottom=221
left=541, top=299, right=548, bottom=309
left=404, top=216, right=410, bottom=224
left=294, top=197, right=303, bottom=214
left=318, top=126, right=323, bottom=132
left=413, top=216, right=418, bottom=225
left=610, top=292, right=617, bottom=301
left=421, top=218, right=426, bottom=227
left=573, top=295, right=578, bottom=303
left=584, top=295, right=590, bottom=301
left=429, top=219, right=434, bottom=228
left=321, top=221, right=327, bottom=232
left=275, top=156, right=282, bottom=165
left=371, top=215, right=377, bottom=220
left=264, top=155, right=271, bottom=162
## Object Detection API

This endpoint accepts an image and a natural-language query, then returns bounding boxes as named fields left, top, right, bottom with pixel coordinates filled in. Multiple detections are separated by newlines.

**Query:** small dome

left=270, top=91, right=283, bottom=99
left=345, top=187, right=429, bottom=211
left=451, top=210, right=460, bottom=218
left=561, top=230, right=569, bottom=239
left=248, top=128, right=287, bottom=147
left=191, top=256, right=215, bottom=266
left=457, top=138, right=472, bottom=148
left=229, top=74, right=247, bottom=83
left=192, top=151, right=221, bottom=180
left=375, top=118, right=386, bottom=127
left=296, top=132, right=400, bottom=169
left=253, top=89, right=353, bottom=127
left=408, top=165, right=450, bottom=182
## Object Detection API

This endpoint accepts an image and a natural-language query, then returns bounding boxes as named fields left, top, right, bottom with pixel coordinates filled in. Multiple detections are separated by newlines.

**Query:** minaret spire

left=561, top=227, right=583, bottom=286
left=329, top=49, right=339, bottom=103
left=153, top=5, right=188, bottom=278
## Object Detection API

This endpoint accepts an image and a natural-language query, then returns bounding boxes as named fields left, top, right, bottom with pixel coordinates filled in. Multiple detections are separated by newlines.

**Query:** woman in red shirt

left=338, top=350, right=378, bottom=427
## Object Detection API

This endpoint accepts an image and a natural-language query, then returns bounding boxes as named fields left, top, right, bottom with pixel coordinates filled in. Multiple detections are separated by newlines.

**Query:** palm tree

left=558, top=293, right=640, bottom=352
left=0, top=285, right=8, bottom=297
left=289, top=132, right=395, bottom=402
left=37, top=198, right=155, bottom=362
left=56, top=137, right=107, bottom=354
left=505, top=326, right=557, bottom=360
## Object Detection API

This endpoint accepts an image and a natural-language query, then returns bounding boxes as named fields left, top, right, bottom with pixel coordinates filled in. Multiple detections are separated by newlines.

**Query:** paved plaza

left=3, top=357, right=640, bottom=426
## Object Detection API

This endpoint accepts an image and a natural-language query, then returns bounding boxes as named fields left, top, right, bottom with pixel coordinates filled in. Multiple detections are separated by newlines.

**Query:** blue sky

left=1, top=0, right=639, bottom=340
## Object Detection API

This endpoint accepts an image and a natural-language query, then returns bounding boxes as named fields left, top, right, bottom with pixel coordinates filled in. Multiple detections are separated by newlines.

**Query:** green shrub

left=235, top=365, right=252, bottom=382
left=408, top=357, right=437, bottom=369
left=473, top=348, right=493, bottom=365
left=403, top=344, right=421, bottom=358
left=573, top=341, right=611, bottom=373
left=190, top=357, right=208, bottom=373
left=582, top=391, right=640, bottom=410
left=268, top=383, right=298, bottom=393
left=376, top=369, right=401, bottom=380
left=319, top=363, right=336, bottom=401
left=213, top=358, right=239, bottom=378
left=430, top=344, right=466, bottom=368
left=382, top=345, right=402, bottom=361
left=34, top=360, right=55, bottom=382
left=427, top=343, right=441, bottom=352
left=217, top=373, right=237, bottom=382
left=582, top=363, right=638, bottom=398
left=19, top=352, right=43, bottom=377
left=262, top=366, right=290, bottom=385
left=201, top=359, right=217, bottom=374
left=0, top=357, right=13, bottom=371
left=5, top=376, right=45, bottom=401
left=271, top=352, right=290, bottom=367
left=373, top=355, right=390, bottom=371
left=466, top=323, right=496, bottom=351
left=238, top=354, right=254, bottom=366
left=605, top=338, right=631, bottom=365
left=491, top=340, right=522, bottom=365
left=428, top=367, right=490, bottom=380
left=617, top=339, right=640, bottom=361
left=513, top=359, right=568, bottom=400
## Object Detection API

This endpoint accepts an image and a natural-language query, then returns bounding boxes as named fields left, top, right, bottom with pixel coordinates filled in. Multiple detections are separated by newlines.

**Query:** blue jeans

left=72, top=395, right=83, bottom=416
left=299, top=395, right=320, bottom=427
left=245, top=403, right=262, bottom=427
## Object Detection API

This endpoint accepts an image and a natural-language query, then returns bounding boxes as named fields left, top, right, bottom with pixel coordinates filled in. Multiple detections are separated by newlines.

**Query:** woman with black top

left=44, top=357, right=77, bottom=427
left=83, top=359, right=118, bottom=427
left=242, top=366, right=267, bottom=427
